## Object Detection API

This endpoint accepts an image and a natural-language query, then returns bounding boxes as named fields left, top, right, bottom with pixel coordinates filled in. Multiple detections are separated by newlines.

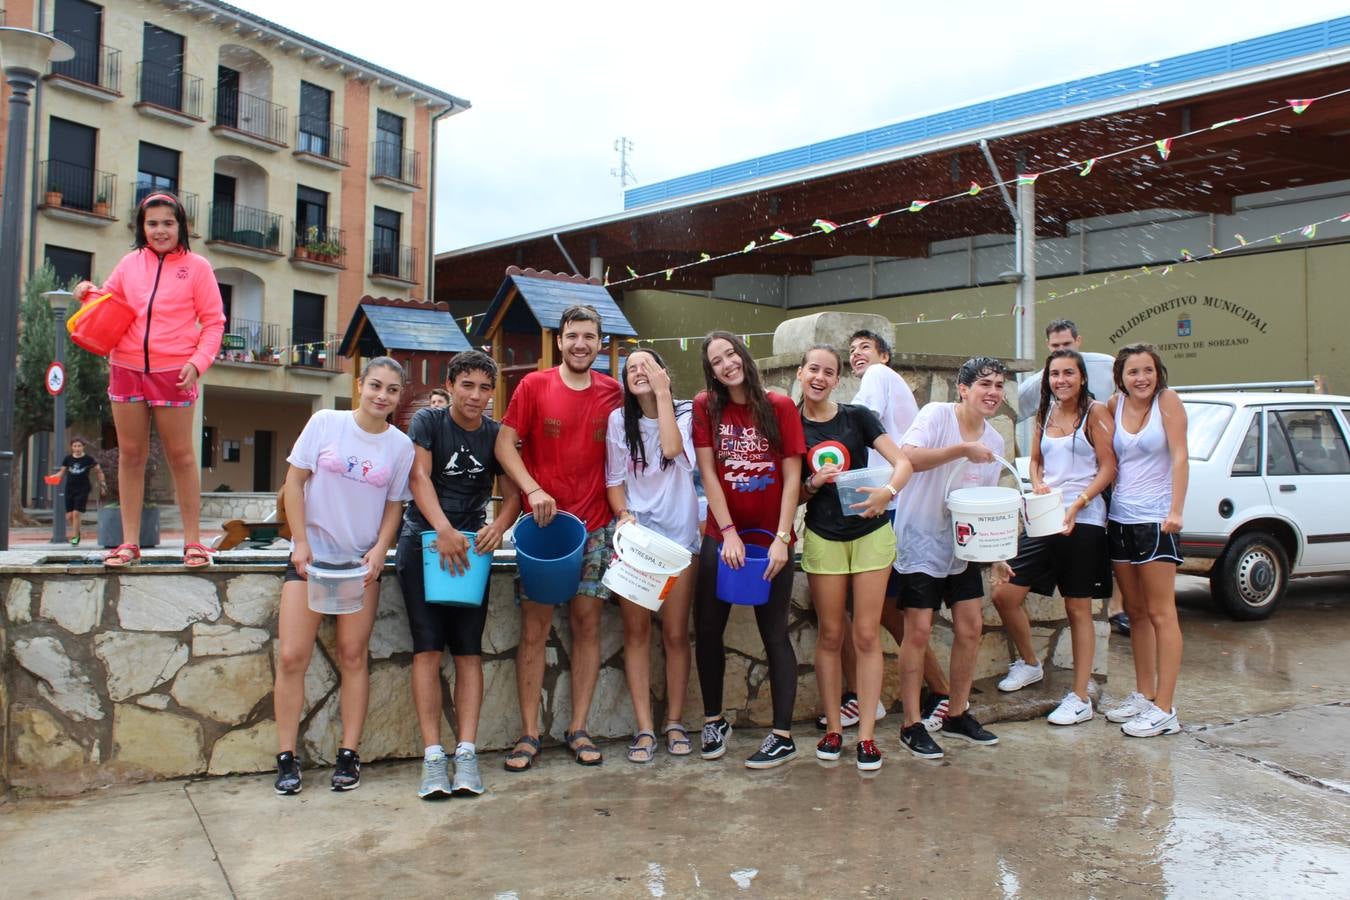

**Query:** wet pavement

left=2, top=575, right=1348, bottom=899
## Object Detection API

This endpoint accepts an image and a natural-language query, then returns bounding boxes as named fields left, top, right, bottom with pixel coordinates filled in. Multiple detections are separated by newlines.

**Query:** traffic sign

left=45, top=362, right=65, bottom=396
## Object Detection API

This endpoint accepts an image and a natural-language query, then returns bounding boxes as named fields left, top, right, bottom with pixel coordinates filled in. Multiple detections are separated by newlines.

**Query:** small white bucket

left=305, top=562, right=369, bottom=615
left=834, top=466, right=892, bottom=516
left=1023, top=488, right=1066, bottom=538
left=602, top=521, right=692, bottom=612
left=945, top=456, right=1023, bottom=562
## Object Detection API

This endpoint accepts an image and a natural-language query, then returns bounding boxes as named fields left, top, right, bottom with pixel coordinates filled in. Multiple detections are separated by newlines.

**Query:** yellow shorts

left=801, top=524, right=897, bottom=575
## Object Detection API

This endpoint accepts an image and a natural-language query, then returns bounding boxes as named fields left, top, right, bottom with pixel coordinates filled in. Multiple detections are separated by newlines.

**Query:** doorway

left=252, top=430, right=274, bottom=492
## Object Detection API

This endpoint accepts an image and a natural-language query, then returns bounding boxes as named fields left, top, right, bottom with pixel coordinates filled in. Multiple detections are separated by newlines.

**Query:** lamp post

left=44, top=289, right=72, bottom=545
left=0, top=28, right=73, bottom=550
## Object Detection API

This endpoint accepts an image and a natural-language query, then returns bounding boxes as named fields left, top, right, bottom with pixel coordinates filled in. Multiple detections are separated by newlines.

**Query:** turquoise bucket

left=421, top=530, right=492, bottom=607
left=512, top=511, right=587, bottom=605
left=715, top=528, right=774, bottom=606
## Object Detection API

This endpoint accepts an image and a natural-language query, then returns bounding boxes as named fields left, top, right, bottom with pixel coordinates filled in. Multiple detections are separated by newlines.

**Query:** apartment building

left=3, top=0, right=467, bottom=493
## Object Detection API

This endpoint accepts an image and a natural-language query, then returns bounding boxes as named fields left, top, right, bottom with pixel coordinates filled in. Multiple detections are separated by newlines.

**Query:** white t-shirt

left=286, top=409, right=415, bottom=564
left=894, top=403, right=1005, bottom=577
left=1017, top=351, right=1116, bottom=421
left=853, top=363, right=919, bottom=510
left=605, top=403, right=700, bottom=553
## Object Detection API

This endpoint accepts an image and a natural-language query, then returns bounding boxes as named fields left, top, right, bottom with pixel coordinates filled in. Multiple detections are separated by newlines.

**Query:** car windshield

left=1184, top=402, right=1234, bottom=460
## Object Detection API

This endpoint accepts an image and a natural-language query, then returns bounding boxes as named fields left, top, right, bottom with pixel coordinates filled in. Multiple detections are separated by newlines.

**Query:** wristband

left=886, top=484, right=899, bottom=497
left=719, top=523, right=736, bottom=533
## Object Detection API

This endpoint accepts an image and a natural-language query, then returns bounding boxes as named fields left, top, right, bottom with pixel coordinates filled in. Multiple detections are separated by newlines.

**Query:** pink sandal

left=104, top=544, right=140, bottom=568
left=183, top=542, right=214, bottom=569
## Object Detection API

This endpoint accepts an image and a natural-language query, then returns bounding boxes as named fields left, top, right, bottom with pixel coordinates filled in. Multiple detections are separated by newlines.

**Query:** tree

left=11, top=263, right=110, bottom=524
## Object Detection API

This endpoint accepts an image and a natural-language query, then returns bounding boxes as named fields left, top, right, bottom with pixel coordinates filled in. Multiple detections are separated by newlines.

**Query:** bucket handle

left=718, top=528, right=775, bottom=548
left=943, top=454, right=1025, bottom=520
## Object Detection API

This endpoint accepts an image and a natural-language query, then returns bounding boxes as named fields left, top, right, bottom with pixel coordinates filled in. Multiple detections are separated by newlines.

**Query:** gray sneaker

left=452, top=748, right=484, bottom=795
left=418, top=752, right=452, bottom=799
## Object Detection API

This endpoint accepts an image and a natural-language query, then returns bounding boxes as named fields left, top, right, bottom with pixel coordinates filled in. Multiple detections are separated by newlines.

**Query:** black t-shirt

left=802, top=403, right=888, bottom=542
left=401, top=407, right=504, bottom=537
left=63, top=455, right=96, bottom=490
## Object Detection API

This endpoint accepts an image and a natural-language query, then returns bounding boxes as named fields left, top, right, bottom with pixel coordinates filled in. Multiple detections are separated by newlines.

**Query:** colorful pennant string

left=770, top=229, right=793, bottom=241
left=1288, top=99, right=1315, bottom=114
left=866, top=214, right=882, bottom=228
left=908, top=200, right=930, bottom=212
left=1155, top=138, right=1173, bottom=160
left=968, top=182, right=982, bottom=196
left=813, top=218, right=839, bottom=233
left=1016, top=172, right=1040, bottom=186
left=1078, top=158, right=1096, bottom=176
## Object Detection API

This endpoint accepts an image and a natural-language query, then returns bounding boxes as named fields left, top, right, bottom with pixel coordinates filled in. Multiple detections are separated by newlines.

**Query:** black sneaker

left=700, top=718, right=732, bottom=760
left=942, top=711, right=999, bottom=745
left=900, top=722, right=944, bottom=759
left=745, top=733, right=797, bottom=769
left=331, top=747, right=362, bottom=791
left=274, top=751, right=302, bottom=795
left=816, top=731, right=843, bottom=761
left=856, top=739, right=883, bottom=771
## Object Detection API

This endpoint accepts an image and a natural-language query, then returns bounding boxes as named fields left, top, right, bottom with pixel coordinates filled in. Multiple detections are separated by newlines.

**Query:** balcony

left=294, top=117, right=348, bottom=169
left=211, top=89, right=288, bottom=151
left=291, top=224, right=347, bottom=273
left=46, top=31, right=121, bottom=100
left=134, top=61, right=204, bottom=126
left=217, top=318, right=283, bottom=367
left=205, top=203, right=284, bottom=260
left=369, top=241, right=418, bottom=286
left=38, top=160, right=117, bottom=225
left=370, top=141, right=421, bottom=191
left=286, top=331, right=342, bottom=374
left=127, top=183, right=199, bottom=235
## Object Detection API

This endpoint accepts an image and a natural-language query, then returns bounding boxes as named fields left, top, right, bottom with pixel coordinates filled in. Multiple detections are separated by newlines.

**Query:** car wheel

left=1209, top=531, right=1288, bottom=621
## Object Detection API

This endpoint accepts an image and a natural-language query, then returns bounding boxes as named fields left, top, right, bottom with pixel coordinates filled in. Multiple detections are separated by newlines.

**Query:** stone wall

left=200, top=492, right=279, bottom=525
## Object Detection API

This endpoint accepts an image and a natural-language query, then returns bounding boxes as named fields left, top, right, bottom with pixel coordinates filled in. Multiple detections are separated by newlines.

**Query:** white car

left=1179, top=391, right=1350, bottom=619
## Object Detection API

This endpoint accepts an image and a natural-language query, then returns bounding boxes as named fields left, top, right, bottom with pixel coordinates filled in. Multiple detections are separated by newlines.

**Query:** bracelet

left=719, top=523, right=736, bottom=533
left=886, top=483, right=899, bottom=497
left=527, top=487, right=543, bottom=496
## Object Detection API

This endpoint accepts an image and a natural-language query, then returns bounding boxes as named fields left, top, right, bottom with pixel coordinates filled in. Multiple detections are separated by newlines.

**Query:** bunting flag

left=1155, top=138, right=1173, bottom=160
left=968, top=182, right=981, bottom=196
left=908, top=199, right=930, bottom=213
left=627, top=266, right=639, bottom=278
left=700, top=252, right=711, bottom=262
left=665, top=268, right=674, bottom=280
left=866, top=215, right=882, bottom=228
left=1288, top=99, right=1315, bottom=114
left=1340, top=213, right=1350, bottom=223
left=1078, top=159, right=1096, bottom=177
left=1301, top=224, right=1317, bottom=238
left=1235, top=234, right=1248, bottom=246
left=813, top=218, right=839, bottom=233
left=1016, top=172, right=1040, bottom=186
left=1210, top=117, right=1242, bottom=129
left=743, top=240, right=756, bottom=252
left=770, top=229, right=793, bottom=241
left=679, top=337, right=688, bottom=351
left=1180, top=249, right=1194, bottom=261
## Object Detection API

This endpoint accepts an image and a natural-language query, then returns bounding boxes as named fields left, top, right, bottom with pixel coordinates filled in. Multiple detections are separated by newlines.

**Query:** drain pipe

left=552, top=233, right=581, bottom=276
left=26, top=1, right=50, bottom=277
left=425, top=102, right=457, bottom=297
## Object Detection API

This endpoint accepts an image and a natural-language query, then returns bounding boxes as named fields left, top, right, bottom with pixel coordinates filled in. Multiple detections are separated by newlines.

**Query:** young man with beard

left=495, top=305, right=623, bottom=771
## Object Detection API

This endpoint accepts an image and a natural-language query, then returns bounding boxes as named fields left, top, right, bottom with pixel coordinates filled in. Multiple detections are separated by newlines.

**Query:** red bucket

left=67, top=292, right=136, bottom=357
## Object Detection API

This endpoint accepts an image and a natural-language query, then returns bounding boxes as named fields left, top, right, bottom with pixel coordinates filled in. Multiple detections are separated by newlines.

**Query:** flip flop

left=504, top=735, right=541, bottom=773
left=627, top=730, right=657, bottom=764
left=663, top=722, right=693, bottom=756
left=564, top=729, right=603, bottom=766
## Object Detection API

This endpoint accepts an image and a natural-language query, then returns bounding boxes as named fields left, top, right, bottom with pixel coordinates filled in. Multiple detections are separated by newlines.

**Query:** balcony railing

left=292, top=224, right=347, bottom=268
left=371, top=141, right=421, bottom=186
left=370, top=241, right=417, bottom=282
left=296, top=116, right=348, bottom=165
left=218, top=318, right=283, bottom=365
left=40, top=160, right=117, bottom=215
left=214, top=88, right=288, bottom=145
left=129, top=183, right=199, bottom=230
left=286, top=330, right=341, bottom=372
left=50, top=31, right=121, bottom=93
left=135, top=61, right=202, bottom=118
left=207, top=202, right=284, bottom=253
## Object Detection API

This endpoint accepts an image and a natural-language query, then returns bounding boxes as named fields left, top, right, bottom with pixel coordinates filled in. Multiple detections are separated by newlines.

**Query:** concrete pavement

left=2, top=576, right=1347, bottom=899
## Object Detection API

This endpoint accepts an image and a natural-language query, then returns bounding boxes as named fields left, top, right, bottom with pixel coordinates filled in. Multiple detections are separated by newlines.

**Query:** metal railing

left=286, top=330, right=342, bottom=372
left=371, top=140, right=421, bottom=186
left=40, top=160, right=117, bottom=214
left=207, top=202, right=284, bottom=253
left=213, top=88, right=288, bottom=145
left=296, top=116, right=348, bottom=164
left=293, top=223, right=347, bottom=267
left=135, top=61, right=202, bottom=117
left=218, top=318, right=283, bottom=364
left=129, top=183, right=199, bottom=229
left=370, top=241, right=417, bottom=281
left=50, top=31, right=121, bottom=92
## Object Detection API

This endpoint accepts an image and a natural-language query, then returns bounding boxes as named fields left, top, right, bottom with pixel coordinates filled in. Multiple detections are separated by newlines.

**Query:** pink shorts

left=108, top=365, right=197, bottom=407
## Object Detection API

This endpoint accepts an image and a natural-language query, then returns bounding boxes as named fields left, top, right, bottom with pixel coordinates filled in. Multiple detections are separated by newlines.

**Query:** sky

left=218, top=0, right=1350, bottom=253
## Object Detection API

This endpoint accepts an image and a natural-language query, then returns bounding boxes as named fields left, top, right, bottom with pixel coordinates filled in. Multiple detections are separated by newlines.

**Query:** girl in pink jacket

left=76, top=192, right=226, bottom=568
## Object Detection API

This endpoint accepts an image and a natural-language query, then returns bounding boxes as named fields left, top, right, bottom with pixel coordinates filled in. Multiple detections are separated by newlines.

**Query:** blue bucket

left=512, top=511, right=587, bottom=605
left=716, top=528, right=774, bottom=606
left=421, top=530, right=492, bottom=607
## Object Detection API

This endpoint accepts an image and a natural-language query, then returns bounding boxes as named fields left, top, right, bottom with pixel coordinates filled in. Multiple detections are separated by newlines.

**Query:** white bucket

left=1023, top=488, right=1066, bottom=538
left=305, top=562, right=369, bottom=615
left=944, top=456, right=1023, bottom=562
left=602, top=521, right=692, bottom=612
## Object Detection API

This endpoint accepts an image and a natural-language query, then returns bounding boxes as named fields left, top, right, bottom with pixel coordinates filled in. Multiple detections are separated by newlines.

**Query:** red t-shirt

left=502, top=367, right=622, bottom=531
left=692, top=390, right=807, bottom=538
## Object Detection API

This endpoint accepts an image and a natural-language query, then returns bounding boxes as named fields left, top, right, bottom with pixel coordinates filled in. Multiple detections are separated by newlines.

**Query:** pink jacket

left=100, top=248, right=226, bottom=375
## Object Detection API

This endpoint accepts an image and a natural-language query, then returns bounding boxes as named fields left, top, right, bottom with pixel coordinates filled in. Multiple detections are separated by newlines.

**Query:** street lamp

left=44, top=289, right=73, bottom=545
left=0, top=28, right=73, bottom=550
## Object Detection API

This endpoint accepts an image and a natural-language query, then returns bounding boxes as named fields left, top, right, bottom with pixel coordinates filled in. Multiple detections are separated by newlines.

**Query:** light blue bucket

left=421, top=530, right=492, bottom=607
left=512, top=511, right=587, bottom=605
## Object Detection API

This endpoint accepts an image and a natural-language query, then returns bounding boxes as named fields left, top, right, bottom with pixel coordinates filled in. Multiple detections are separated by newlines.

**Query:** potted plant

left=316, top=345, right=328, bottom=365
left=316, top=239, right=343, bottom=263
left=266, top=221, right=281, bottom=251
left=95, top=439, right=165, bottom=548
left=44, top=179, right=62, bottom=207
left=93, top=192, right=110, bottom=216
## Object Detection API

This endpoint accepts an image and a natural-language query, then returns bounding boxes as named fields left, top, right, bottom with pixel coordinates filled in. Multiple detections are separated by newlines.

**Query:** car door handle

left=1279, top=484, right=1297, bottom=492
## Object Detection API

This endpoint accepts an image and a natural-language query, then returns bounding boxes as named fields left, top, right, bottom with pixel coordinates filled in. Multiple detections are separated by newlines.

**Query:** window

left=47, top=117, right=96, bottom=211
left=1231, top=413, right=1260, bottom=476
left=52, top=0, right=104, bottom=87
left=44, top=245, right=93, bottom=287
left=1266, top=414, right=1297, bottom=476
left=372, top=206, right=401, bottom=276
left=374, top=110, right=405, bottom=179
left=218, top=283, right=233, bottom=324
left=298, top=82, right=332, bottom=157
left=1183, top=402, right=1234, bottom=461
left=136, top=142, right=179, bottom=203
left=295, top=186, right=329, bottom=246
left=292, top=291, right=325, bottom=344
left=1272, top=409, right=1350, bottom=475
left=140, top=23, right=185, bottom=111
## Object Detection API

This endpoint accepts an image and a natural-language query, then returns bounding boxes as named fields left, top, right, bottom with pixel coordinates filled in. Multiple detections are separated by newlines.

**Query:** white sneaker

left=1047, top=691, right=1093, bottom=726
left=1122, top=704, right=1181, bottom=737
left=874, top=700, right=888, bottom=722
left=1104, top=691, right=1151, bottom=723
left=997, top=660, right=1044, bottom=692
left=921, top=697, right=949, bottom=733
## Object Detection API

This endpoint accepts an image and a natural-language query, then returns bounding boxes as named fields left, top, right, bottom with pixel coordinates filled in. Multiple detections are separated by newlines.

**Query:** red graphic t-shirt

left=502, top=367, right=622, bottom=531
left=692, top=390, right=807, bottom=538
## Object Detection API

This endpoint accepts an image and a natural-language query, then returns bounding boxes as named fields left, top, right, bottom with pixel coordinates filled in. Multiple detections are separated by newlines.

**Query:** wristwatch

left=886, top=484, right=899, bottom=497
left=775, top=530, right=791, bottom=545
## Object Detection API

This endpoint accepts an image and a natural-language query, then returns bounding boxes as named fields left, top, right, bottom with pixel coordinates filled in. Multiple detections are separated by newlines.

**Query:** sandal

left=564, top=729, right=604, bottom=766
left=663, top=722, right=693, bottom=756
left=104, top=544, right=140, bottom=568
left=184, top=541, right=214, bottom=569
left=627, top=730, right=657, bottom=764
left=504, top=735, right=541, bottom=772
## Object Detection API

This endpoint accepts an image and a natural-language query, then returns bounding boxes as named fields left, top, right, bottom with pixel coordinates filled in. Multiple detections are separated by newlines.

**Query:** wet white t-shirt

left=287, top=409, right=415, bottom=564
left=853, top=363, right=919, bottom=510
left=894, top=403, right=1005, bottom=577
left=605, top=403, right=700, bottom=553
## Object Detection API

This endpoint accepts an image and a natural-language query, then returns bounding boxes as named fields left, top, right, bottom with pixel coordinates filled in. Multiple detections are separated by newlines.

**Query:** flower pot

left=98, top=506, right=161, bottom=548
left=94, top=202, right=110, bottom=216
left=44, top=191, right=62, bottom=207
left=294, top=247, right=309, bottom=260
